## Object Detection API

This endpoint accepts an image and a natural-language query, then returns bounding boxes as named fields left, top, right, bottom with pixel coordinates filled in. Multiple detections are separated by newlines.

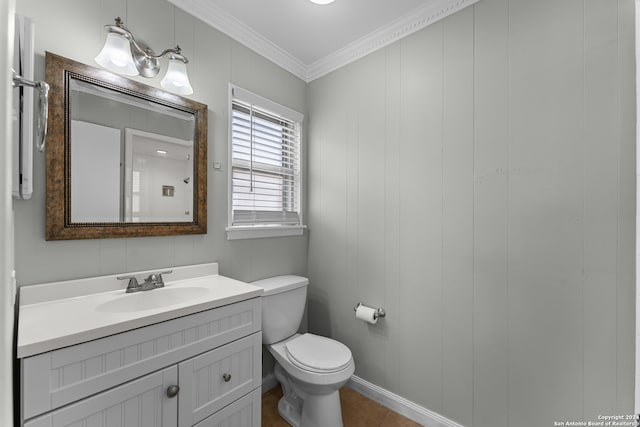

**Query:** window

left=227, top=85, right=304, bottom=240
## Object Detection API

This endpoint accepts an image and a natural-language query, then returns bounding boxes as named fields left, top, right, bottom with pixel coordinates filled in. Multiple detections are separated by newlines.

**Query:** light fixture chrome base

left=132, top=46, right=161, bottom=78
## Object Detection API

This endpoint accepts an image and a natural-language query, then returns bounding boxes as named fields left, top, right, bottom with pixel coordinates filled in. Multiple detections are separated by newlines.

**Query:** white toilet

left=252, top=275, right=355, bottom=427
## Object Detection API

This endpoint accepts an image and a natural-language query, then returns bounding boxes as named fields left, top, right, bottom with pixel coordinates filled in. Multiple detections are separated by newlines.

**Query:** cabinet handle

left=166, top=385, right=180, bottom=398
left=222, top=373, right=232, bottom=382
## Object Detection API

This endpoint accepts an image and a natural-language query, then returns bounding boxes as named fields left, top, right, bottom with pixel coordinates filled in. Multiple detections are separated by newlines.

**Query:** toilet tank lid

left=251, top=275, right=309, bottom=296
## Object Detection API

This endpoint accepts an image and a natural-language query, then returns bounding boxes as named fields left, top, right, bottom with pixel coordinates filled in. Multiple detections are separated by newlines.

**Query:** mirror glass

left=45, top=52, right=207, bottom=240
left=69, top=79, right=195, bottom=223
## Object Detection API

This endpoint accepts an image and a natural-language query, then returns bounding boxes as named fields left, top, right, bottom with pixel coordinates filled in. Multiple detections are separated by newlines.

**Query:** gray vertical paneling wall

left=307, top=0, right=635, bottom=425
left=14, top=0, right=308, bottom=285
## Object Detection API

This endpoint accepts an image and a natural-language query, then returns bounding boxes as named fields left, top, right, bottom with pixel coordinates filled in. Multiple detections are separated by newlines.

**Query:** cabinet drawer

left=178, top=333, right=262, bottom=427
left=193, top=388, right=261, bottom=427
left=22, top=298, right=261, bottom=420
left=25, top=367, right=177, bottom=427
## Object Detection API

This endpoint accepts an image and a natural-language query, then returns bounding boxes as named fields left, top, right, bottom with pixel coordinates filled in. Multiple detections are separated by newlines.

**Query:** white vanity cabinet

left=20, top=297, right=262, bottom=427
left=24, top=366, right=179, bottom=427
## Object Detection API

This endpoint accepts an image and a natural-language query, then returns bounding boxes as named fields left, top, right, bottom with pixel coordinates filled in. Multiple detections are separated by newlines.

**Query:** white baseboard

left=346, top=376, right=464, bottom=427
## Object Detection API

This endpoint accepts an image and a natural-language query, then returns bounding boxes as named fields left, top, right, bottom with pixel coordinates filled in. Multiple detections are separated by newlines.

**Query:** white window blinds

left=230, top=87, right=303, bottom=229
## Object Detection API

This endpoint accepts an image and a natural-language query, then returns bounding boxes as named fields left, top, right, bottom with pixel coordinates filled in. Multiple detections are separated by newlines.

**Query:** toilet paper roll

left=355, top=305, right=378, bottom=324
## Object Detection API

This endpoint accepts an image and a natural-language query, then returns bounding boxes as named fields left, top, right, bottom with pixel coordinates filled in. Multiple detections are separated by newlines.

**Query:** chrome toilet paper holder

left=353, top=302, right=386, bottom=320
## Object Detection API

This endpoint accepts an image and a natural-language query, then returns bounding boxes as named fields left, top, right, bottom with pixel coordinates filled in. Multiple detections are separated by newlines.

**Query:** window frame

left=226, top=84, right=305, bottom=240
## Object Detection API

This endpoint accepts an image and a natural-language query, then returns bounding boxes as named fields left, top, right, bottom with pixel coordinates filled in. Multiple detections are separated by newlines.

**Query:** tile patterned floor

left=262, top=385, right=422, bottom=427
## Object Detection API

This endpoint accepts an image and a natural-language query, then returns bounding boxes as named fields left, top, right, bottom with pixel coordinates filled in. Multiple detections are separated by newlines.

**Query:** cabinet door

left=25, top=366, right=178, bottom=427
left=192, top=389, right=261, bottom=427
left=178, top=333, right=261, bottom=427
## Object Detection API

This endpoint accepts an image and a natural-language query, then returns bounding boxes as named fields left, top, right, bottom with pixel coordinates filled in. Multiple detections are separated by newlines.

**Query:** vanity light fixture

left=95, top=17, right=194, bottom=95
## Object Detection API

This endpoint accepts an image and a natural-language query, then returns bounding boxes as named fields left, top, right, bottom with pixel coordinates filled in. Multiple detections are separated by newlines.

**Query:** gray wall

left=14, top=0, right=308, bottom=285
left=306, top=0, right=635, bottom=426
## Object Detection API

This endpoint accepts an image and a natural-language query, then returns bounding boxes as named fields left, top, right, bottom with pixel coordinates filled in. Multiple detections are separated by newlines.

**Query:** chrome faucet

left=117, top=270, right=173, bottom=293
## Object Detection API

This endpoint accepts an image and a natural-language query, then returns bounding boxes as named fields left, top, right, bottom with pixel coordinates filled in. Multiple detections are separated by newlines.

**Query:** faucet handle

left=154, top=270, right=173, bottom=287
left=117, top=275, right=140, bottom=293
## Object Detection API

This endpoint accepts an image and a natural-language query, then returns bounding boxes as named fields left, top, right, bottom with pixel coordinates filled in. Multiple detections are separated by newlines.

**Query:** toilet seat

left=285, top=333, right=352, bottom=373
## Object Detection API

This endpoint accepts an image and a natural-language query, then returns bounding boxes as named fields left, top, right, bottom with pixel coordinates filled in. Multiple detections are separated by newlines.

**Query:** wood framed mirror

left=45, top=52, right=207, bottom=240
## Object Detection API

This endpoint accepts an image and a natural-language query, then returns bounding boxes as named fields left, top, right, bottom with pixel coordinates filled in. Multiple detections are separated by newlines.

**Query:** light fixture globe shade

left=161, top=59, right=193, bottom=95
left=95, top=33, right=139, bottom=76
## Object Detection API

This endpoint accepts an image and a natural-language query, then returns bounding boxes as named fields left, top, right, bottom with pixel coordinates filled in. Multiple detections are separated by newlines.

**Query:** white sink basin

left=96, top=286, right=209, bottom=313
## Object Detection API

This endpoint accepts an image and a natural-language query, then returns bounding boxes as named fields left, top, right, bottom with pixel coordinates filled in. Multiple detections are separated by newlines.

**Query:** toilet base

left=274, top=363, right=345, bottom=427
left=299, top=391, right=344, bottom=427
left=277, top=395, right=302, bottom=427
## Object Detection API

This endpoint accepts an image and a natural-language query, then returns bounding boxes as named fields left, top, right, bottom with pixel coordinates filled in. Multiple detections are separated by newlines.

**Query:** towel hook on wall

left=12, top=69, right=49, bottom=152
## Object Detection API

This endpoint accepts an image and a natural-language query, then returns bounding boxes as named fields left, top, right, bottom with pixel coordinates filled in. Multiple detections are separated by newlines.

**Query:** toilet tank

left=252, top=275, right=308, bottom=345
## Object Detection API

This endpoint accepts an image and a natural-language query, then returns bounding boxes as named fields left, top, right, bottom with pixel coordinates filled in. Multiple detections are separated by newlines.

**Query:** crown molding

left=167, top=0, right=308, bottom=80
left=306, top=0, right=480, bottom=81
left=168, top=0, right=479, bottom=83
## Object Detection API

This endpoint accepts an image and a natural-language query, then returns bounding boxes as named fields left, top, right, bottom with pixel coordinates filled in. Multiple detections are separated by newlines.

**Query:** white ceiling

left=205, top=0, right=430, bottom=66
left=168, top=0, right=479, bottom=82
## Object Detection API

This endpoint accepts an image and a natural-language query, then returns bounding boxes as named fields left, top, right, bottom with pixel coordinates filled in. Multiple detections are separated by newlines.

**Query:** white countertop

left=17, top=263, right=263, bottom=358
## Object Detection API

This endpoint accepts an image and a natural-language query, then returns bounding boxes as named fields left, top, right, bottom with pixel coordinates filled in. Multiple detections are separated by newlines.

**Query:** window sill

left=225, top=225, right=306, bottom=240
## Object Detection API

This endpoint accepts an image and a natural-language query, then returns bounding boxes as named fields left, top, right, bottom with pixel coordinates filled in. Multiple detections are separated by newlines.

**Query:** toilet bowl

left=269, top=333, right=355, bottom=427
left=252, top=276, right=355, bottom=427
